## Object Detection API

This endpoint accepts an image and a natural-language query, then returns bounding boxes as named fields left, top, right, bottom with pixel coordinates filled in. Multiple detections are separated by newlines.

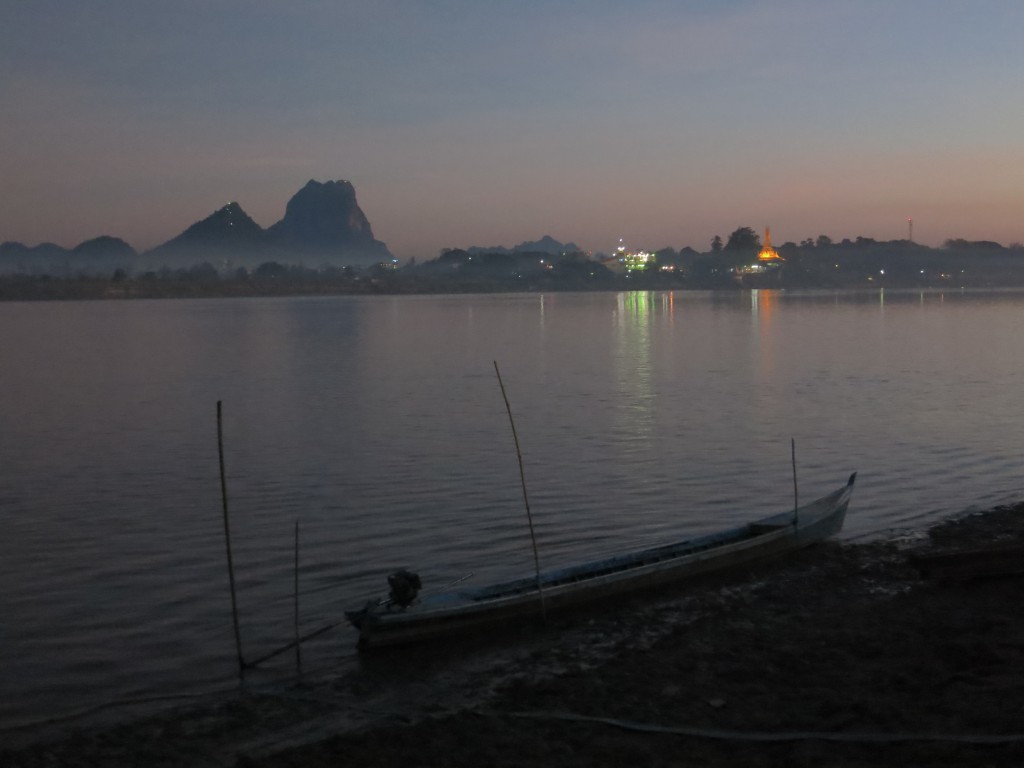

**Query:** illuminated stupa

left=757, top=226, right=781, bottom=262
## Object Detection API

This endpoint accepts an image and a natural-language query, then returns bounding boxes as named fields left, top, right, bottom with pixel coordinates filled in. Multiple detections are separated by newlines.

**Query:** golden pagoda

left=757, top=226, right=781, bottom=262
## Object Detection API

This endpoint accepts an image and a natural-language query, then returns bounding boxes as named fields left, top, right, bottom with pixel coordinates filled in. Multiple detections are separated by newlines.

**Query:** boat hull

left=347, top=473, right=856, bottom=649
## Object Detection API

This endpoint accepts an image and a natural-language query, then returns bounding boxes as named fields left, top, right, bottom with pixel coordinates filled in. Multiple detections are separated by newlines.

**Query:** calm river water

left=2, top=289, right=1024, bottom=729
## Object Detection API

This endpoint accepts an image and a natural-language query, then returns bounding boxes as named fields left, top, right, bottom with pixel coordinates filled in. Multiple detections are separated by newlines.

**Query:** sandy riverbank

left=4, top=503, right=1024, bottom=767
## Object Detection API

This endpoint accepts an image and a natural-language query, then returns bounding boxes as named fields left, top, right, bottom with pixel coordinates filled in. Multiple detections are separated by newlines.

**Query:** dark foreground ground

left=5, top=503, right=1024, bottom=767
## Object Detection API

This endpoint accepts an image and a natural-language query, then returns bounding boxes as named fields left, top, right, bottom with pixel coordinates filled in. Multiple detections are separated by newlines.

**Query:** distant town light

left=623, top=250, right=653, bottom=272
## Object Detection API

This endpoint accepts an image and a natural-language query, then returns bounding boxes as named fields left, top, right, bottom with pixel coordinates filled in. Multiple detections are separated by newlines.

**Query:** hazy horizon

left=3, top=1, right=1023, bottom=259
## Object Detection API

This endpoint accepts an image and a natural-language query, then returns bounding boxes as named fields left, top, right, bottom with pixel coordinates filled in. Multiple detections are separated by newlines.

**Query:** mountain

left=266, top=179, right=392, bottom=265
left=144, top=202, right=268, bottom=267
left=466, top=235, right=582, bottom=256
left=1, top=178, right=393, bottom=274
left=72, top=236, right=137, bottom=261
left=0, top=237, right=136, bottom=275
left=161, top=202, right=263, bottom=249
left=0, top=241, right=63, bottom=274
left=144, top=180, right=393, bottom=269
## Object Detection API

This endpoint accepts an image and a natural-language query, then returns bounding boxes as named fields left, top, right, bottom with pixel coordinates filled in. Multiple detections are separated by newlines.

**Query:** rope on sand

left=499, top=710, right=1024, bottom=745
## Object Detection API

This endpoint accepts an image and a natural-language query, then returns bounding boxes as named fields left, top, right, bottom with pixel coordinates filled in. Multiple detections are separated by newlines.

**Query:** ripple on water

left=3, top=290, right=1024, bottom=728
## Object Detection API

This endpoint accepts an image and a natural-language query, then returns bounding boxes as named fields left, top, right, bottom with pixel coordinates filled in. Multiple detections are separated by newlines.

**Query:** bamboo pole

left=294, top=520, right=302, bottom=680
left=791, top=437, right=799, bottom=527
left=493, top=361, right=546, bottom=620
left=217, top=401, right=246, bottom=680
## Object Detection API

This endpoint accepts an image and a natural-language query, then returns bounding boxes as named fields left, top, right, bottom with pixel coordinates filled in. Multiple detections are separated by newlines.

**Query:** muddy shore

left=4, top=503, right=1024, bottom=767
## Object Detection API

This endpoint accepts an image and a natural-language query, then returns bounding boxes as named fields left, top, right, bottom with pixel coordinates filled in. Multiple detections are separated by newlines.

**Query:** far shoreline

left=2, top=274, right=1022, bottom=303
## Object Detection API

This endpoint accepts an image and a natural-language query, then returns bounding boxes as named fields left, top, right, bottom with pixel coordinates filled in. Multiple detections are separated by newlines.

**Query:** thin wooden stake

left=217, top=401, right=246, bottom=680
left=244, top=622, right=337, bottom=669
left=294, top=520, right=302, bottom=681
left=494, top=361, right=546, bottom=620
left=791, top=437, right=799, bottom=528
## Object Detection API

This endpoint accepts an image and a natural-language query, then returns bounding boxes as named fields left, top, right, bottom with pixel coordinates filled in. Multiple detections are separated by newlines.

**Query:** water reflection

left=749, top=289, right=778, bottom=382
left=612, top=292, right=657, bottom=441
left=5, top=289, right=1024, bottom=731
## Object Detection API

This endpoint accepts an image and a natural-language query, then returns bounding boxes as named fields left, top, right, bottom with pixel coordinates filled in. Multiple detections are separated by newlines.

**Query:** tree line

left=3, top=227, right=1024, bottom=300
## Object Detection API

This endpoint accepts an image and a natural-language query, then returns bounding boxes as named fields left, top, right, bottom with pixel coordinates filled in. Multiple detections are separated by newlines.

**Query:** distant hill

left=144, top=179, right=393, bottom=270
left=72, top=236, right=137, bottom=261
left=266, top=180, right=392, bottom=265
left=465, top=235, right=582, bottom=256
left=143, top=202, right=268, bottom=268
left=0, top=178, right=393, bottom=275
left=0, top=237, right=137, bottom=275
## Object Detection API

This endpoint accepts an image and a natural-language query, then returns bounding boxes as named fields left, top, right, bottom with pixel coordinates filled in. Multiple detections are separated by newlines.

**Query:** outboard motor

left=387, top=569, right=422, bottom=608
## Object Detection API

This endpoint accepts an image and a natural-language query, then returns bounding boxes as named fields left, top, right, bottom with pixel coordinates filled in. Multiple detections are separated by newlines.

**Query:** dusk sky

left=3, top=0, right=1023, bottom=259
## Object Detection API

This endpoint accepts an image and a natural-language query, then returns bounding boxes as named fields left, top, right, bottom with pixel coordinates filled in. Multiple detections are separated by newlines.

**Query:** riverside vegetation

left=4, top=232, right=1024, bottom=301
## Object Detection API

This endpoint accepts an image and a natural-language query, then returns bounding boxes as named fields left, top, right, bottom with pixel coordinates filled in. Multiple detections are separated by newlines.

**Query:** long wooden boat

left=346, top=472, right=857, bottom=649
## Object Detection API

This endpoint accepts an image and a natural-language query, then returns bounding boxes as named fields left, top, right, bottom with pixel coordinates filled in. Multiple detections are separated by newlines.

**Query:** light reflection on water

left=2, top=288, right=1024, bottom=730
